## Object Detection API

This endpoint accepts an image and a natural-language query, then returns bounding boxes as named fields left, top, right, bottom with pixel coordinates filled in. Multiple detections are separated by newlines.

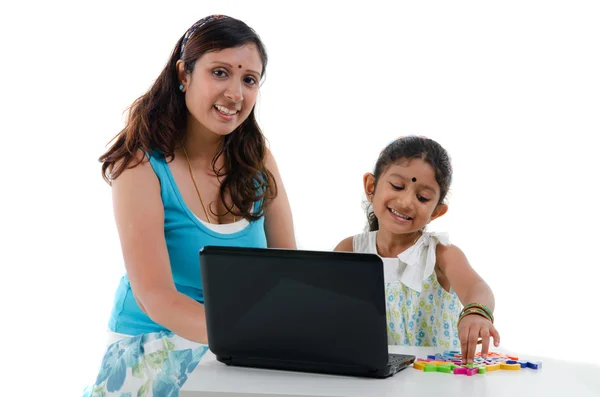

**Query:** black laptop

left=199, top=246, right=415, bottom=378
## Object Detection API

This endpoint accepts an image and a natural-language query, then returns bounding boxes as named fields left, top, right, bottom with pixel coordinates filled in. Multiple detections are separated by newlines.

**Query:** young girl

left=334, top=136, right=499, bottom=364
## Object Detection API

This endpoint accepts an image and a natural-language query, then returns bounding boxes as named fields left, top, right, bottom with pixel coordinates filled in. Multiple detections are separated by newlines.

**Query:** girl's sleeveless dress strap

left=352, top=231, right=451, bottom=293
left=352, top=230, right=377, bottom=253
left=392, top=232, right=450, bottom=292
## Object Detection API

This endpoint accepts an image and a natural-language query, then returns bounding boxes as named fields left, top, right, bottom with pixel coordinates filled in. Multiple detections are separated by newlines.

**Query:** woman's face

left=178, top=43, right=263, bottom=137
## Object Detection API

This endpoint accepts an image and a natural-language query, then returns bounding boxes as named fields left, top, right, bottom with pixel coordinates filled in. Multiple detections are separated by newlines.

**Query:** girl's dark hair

left=367, top=136, right=452, bottom=231
left=99, top=16, right=275, bottom=221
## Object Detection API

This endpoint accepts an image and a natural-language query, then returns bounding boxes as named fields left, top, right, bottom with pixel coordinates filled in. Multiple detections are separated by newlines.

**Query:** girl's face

left=364, top=158, right=447, bottom=235
left=177, top=44, right=263, bottom=137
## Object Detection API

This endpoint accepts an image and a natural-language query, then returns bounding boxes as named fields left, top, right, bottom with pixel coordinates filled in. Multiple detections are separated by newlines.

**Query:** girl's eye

left=390, top=183, right=403, bottom=191
left=213, top=69, right=228, bottom=78
left=417, top=195, right=431, bottom=203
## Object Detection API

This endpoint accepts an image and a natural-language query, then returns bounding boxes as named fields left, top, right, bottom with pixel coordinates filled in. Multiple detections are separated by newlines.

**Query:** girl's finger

left=490, top=324, right=501, bottom=347
left=459, top=328, right=469, bottom=363
left=467, top=326, right=479, bottom=363
left=480, top=328, right=491, bottom=358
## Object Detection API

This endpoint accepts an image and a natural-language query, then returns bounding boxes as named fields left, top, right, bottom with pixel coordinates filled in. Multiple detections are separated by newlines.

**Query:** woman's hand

left=458, top=314, right=500, bottom=363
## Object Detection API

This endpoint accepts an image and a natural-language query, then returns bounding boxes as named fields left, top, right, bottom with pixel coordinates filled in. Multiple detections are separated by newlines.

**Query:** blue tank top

left=108, top=150, right=267, bottom=335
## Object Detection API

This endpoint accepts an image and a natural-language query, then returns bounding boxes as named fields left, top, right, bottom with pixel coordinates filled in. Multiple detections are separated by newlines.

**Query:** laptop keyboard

left=388, top=353, right=413, bottom=366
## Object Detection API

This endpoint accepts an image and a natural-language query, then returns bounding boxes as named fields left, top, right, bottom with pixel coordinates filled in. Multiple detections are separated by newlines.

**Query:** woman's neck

left=182, top=118, right=225, bottom=164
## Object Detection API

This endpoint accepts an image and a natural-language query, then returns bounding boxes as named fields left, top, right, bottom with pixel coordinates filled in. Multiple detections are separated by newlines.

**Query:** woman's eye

left=213, top=69, right=228, bottom=78
left=244, top=76, right=257, bottom=85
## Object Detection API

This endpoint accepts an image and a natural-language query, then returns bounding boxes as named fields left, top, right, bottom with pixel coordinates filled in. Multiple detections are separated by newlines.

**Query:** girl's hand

left=458, top=314, right=500, bottom=363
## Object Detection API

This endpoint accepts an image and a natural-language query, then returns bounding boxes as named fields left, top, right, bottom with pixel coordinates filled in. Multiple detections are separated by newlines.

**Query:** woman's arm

left=111, top=152, right=208, bottom=343
left=263, top=149, right=296, bottom=249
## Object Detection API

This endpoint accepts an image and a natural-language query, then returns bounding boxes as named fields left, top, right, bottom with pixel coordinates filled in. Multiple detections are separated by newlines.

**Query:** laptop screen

left=200, top=246, right=390, bottom=369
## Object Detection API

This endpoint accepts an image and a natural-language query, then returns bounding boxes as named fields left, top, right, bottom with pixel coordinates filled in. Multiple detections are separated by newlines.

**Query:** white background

left=1, top=1, right=599, bottom=394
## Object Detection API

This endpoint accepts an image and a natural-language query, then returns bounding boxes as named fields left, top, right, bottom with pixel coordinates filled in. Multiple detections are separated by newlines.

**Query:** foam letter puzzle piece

left=485, top=363, right=501, bottom=372
left=413, top=361, right=427, bottom=370
left=527, top=361, right=542, bottom=370
left=501, top=362, right=521, bottom=370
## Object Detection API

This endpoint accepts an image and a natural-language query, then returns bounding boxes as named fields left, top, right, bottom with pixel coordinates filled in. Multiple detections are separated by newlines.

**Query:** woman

left=101, top=12, right=294, bottom=350
left=85, top=15, right=296, bottom=396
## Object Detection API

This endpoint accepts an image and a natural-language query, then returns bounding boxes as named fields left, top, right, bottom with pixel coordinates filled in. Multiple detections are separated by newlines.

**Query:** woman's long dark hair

left=99, top=16, right=276, bottom=220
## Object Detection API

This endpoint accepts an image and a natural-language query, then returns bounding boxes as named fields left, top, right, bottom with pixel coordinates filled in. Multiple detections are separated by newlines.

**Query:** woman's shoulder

left=112, top=149, right=161, bottom=190
left=112, top=148, right=154, bottom=171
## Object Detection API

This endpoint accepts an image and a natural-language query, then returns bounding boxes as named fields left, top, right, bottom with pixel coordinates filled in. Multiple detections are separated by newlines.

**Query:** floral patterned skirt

left=82, top=331, right=208, bottom=397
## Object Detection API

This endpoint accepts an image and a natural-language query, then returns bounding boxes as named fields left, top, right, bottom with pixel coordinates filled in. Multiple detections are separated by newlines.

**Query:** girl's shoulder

left=352, top=231, right=377, bottom=254
left=333, top=236, right=354, bottom=252
left=333, top=231, right=377, bottom=253
left=392, top=231, right=451, bottom=292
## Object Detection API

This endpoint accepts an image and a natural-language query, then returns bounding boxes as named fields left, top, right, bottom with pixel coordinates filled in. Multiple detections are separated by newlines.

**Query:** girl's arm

left=111, top=151, right=208, bottom=343
left=263, top=149, right=297, bottom=249
left=436, top=244, right=495, bottom=311
left=436, top=243, right=500, bottom=362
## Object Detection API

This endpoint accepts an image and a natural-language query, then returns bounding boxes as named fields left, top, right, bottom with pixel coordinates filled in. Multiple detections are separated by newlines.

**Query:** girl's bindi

left=412, top=177, right=417, bottom=182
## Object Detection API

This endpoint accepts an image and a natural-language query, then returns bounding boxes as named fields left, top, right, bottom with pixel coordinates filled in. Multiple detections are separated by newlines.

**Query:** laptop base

left=217, top=353, right=416, bottom=379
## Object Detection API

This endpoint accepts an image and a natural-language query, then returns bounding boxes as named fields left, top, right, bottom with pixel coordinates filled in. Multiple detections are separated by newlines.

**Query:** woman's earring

left=179, top=84, right=185, bottom=92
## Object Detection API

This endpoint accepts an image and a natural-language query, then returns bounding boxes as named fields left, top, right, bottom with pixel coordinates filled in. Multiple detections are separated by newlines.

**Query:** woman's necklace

left=181, top=143, right=236, bottom=224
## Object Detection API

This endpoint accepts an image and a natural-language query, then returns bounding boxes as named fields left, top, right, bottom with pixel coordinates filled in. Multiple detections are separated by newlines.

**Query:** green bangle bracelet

left=462, top=302, right=493, bottom=317
left=459, top=308, right=493, bottom=323
left=457, top=311, right=492, bottom=327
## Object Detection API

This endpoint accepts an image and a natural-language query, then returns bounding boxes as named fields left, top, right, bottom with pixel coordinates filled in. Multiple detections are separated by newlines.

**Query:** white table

left=181, top=345, right=600, bottom=397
